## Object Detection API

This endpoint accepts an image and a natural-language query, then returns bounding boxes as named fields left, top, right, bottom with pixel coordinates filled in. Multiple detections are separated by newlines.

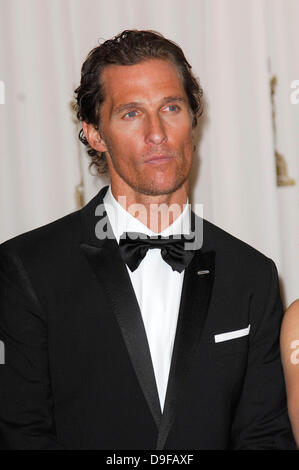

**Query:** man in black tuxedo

left=0, top=30, right=295, bottom=450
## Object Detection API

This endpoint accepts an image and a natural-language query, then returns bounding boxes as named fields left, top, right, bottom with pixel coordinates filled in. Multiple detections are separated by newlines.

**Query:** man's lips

left=144, top=154, right=174, bottom=164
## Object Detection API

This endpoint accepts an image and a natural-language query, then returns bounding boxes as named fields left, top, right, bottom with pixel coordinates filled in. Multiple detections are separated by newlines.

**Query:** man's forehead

left=100, top=58, right=186, bottom=99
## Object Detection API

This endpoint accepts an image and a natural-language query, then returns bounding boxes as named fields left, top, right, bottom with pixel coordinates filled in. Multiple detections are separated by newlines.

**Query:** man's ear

left=82, top=121, right=107, bottom=153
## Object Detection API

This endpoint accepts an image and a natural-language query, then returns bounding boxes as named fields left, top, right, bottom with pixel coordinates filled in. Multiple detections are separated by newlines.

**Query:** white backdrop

left=0, top=0, right=298, bottom=307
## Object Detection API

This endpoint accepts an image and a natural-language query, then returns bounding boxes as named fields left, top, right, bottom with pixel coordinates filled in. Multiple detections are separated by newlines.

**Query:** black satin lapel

left=80, top=240, right=162, bottom=429
left=156, top=249, right=216, bottom=450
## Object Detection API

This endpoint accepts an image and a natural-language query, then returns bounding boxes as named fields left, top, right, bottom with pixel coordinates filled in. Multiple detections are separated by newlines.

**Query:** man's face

left=96, top=58, right=194, bottom=196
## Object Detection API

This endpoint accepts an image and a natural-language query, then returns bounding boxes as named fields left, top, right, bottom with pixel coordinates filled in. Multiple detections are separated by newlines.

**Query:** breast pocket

left=209, top=324, right=250, bottom=359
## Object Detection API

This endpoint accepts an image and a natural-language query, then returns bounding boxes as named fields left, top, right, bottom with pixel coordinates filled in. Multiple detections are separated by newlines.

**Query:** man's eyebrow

left=162, top=95, right=187, bottom=105
left=112, top=96, right=187, bottom=115
left=112, top=102, right=142, bottom=115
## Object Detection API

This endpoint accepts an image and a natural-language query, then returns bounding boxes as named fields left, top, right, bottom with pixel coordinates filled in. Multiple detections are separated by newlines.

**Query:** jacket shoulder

left=0, top=209, right=82, bottom=259
left=202, top=217, right=274, bottom=270
left=0, top=186, right=107, bottom=258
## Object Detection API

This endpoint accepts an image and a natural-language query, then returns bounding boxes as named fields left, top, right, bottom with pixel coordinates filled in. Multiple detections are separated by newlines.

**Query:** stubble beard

left=129, top=168, right=190, bottom=196
left=107, top=148, right=192, bottom=197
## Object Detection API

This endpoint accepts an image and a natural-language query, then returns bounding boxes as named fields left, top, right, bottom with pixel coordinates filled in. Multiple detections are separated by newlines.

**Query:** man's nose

left=144, top=114, right=168, bottom=145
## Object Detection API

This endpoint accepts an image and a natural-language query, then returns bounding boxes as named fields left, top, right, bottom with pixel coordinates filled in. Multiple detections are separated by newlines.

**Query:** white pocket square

left=214, top=324, right=251, bottom=343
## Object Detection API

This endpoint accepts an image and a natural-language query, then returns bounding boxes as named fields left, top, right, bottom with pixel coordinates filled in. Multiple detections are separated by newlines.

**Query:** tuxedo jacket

left=0, top=185, right=295, bottom=450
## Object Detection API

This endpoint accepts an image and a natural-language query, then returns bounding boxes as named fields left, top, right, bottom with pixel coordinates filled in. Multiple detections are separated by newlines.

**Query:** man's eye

left=124, top=110, right=138, bottom=118
left=166, top=105, right=179, bottom=112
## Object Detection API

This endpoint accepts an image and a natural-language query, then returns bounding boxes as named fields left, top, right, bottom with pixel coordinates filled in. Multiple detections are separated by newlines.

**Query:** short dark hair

left=74, top=29, right=203, bottom=176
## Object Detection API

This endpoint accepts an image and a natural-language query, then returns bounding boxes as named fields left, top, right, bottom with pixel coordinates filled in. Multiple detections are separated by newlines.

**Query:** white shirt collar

left=103, top=185, right=191, bottom=243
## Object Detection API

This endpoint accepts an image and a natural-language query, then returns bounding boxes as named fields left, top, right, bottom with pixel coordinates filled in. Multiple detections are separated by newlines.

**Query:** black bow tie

left=118, top=232, right=196, bottom=273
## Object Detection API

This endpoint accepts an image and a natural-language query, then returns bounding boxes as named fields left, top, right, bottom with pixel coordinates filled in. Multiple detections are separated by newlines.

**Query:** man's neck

left=110, top=182, right=189, bottom=233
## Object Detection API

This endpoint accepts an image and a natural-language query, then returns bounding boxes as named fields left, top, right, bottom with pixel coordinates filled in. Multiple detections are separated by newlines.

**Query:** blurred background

left=0, top=0, right=298, bottom=307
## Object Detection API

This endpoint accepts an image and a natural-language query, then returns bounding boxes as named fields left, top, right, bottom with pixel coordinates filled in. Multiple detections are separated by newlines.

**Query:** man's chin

left=132, top=177, right=188, bottom=197
left=136, top=187, right=180, bottom=196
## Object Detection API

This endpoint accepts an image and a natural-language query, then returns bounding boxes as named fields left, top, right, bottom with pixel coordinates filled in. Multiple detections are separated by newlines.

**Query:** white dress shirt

left=103, top=186, right=191, bottom=412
